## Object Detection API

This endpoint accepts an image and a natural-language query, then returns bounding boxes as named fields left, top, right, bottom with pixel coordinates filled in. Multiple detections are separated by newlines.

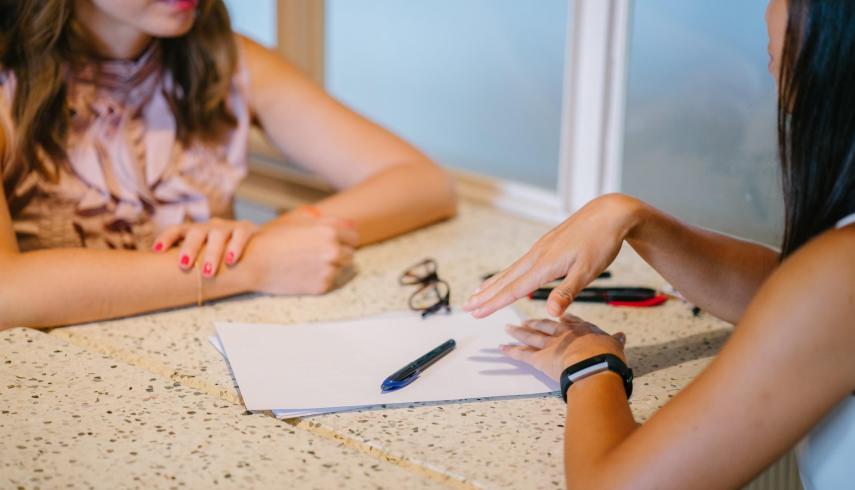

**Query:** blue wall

left=622, top=0, right=782, bottom=244
left=325, top=0, right=569, bottom=190
left=224, top=0, right=276, bottom=47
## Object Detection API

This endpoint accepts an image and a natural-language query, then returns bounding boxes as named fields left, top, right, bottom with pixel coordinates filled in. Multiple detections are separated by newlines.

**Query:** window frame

left=560, top=0, right=632, bottom=213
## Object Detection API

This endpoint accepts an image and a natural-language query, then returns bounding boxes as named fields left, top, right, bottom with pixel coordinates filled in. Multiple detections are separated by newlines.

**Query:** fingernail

left=343, top=219, right=357, bottom=229
left=153, top=242, right=163, bottom=252
left=203, top=262, right=213, bottom=276
left=180, top=255, right=190, bottom=267
left=225, top=251, right=235, bottom=265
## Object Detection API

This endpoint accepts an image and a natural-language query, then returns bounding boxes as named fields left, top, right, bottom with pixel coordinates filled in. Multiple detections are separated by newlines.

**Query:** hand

left=501, top=314, right=627, bottom=381
left=244, top=220, right=359, bottom=295
left=463, top=194, right=644, bottom=318
left=153, top=218, right=259, bottom=277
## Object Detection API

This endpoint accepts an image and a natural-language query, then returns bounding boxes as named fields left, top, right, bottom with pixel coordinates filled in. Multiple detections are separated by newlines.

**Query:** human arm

left=501, top=228, right=855, bottom=489
left=0, top=175, right=244, bottom=327
left=238, top=36, right=457, bottom=245
left=464, top=193, right=779, bottom=323
left=0, top=179, right=357, bottom=329
left=152, top=218, right=259, bottom=277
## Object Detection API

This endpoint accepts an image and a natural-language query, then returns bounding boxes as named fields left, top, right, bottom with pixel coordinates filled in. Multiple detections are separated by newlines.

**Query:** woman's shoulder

left=804, top=222, right=855, bottom=257
left=234, top=34, right=266, bottom=65
left=771, top=225, right=855, bottom=322
left=232, top=33, right=320, bottom=118
left=784, top=225, right=855, bottom=282
left=233, top=33, right=275, bottom=83
left=234, top=32, right=307, bottom=76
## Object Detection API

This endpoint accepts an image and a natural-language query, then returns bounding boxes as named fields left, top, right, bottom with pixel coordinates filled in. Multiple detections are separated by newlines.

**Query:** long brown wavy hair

left=0, top=0, right=237, bottom=186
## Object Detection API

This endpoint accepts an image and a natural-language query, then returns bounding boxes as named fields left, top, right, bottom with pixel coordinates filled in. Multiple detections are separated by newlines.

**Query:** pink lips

left=160, top=0, right=198, bottom=12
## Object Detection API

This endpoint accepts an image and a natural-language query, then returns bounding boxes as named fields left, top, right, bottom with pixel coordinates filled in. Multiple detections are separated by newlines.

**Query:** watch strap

left=560, top=353, right=633, bottom=402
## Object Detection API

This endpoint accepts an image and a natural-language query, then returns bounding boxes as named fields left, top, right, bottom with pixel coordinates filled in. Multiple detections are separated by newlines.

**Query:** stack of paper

left=211, top=309, right=558, bottom=419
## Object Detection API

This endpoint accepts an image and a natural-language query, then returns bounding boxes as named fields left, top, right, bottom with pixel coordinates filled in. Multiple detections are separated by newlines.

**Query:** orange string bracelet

left=296, top=205, right=323, bottom=219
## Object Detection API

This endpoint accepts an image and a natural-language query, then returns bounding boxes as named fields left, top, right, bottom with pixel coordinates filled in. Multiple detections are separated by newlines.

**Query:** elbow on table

left=0, top=279, right=12, bottom=332
left=0, top=254, right=24, bottom=330
left=565, top=457, right=645, bottom=490
left=423, top=162, right=458, bottom=220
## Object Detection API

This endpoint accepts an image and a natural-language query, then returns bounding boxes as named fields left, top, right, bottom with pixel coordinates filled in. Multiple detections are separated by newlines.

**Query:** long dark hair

left=0, top=0, right=237, bottom=184
left=778, top=0, right=855, bottom=257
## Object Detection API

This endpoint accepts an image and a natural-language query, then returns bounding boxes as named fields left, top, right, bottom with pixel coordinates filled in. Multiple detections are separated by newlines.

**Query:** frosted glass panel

left=326, top=0, right=569, bottom=190
left=224, top=0, right=276, bottom=47
left=621, top=0, right=783, bottom=244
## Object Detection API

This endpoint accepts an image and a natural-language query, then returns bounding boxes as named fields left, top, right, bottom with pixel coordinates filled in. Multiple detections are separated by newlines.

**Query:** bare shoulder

left=235, top=33, right=300, bottom=78
left=761, top=226, right=855, bottom=334
left=233, top=33, right=325, bottom=119
left=234, top=33, right=266, bottom=61
left=784, top=226, right=855, bottom=281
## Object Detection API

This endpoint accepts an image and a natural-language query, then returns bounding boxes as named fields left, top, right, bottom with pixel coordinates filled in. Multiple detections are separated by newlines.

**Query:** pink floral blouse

left=0, top=43, right=250, bottom=251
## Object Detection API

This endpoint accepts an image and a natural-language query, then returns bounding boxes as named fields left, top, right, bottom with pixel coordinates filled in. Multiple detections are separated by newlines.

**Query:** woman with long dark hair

left=0, top=1, right=456, bottom=328
left=464, top=0, right=854, bottom=487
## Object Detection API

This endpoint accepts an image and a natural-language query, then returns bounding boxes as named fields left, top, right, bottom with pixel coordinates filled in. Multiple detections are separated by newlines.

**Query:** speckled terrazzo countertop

left=3, top=202, right=737, bottom=489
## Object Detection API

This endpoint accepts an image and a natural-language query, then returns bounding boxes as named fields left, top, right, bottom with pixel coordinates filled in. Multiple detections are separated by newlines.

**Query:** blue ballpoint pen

left=380, top=339, right=457, bottom=392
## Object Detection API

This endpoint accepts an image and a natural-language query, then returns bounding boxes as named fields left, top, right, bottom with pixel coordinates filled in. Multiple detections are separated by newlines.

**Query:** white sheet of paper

left=208, top=335, right=344, bottom=418
left=210, top=311, right=416, bottom=419
left=215, top=309, right=558, bottom=411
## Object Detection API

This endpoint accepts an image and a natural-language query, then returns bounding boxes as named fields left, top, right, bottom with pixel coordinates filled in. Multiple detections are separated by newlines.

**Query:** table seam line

left=48, top=329, right=478, bottom=490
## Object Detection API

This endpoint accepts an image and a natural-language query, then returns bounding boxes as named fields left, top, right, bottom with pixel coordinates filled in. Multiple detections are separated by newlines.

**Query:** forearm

left=0, top=248, right=253, bottom=329
left=239, top=36, right=456, bottom=244
left=564, top=373, right=637, bottom=489
left=625, top=198, right=779, bottom=323
left=310, top=162, right=457, bottom=245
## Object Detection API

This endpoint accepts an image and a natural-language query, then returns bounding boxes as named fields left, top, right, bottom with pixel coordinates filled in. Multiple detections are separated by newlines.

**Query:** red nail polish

left=153, top=242, right=163, bottom=252
left=203, top=262, right=213, bottom=276
left=180, top=255, right=190, bottom=266
left=225, top=251, right=235, bottom=265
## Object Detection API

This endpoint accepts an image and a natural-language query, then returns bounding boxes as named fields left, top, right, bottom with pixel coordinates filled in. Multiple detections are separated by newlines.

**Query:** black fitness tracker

left=560, top=354, right=633, bottom=402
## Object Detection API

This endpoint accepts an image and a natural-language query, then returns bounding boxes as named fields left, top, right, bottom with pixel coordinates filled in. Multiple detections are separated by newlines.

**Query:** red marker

left=529, top=286, right=668, bottom=307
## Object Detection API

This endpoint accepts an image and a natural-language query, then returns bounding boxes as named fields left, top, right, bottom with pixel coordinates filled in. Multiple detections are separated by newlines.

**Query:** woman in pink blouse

left=0, top=0, right=457, bottom=328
